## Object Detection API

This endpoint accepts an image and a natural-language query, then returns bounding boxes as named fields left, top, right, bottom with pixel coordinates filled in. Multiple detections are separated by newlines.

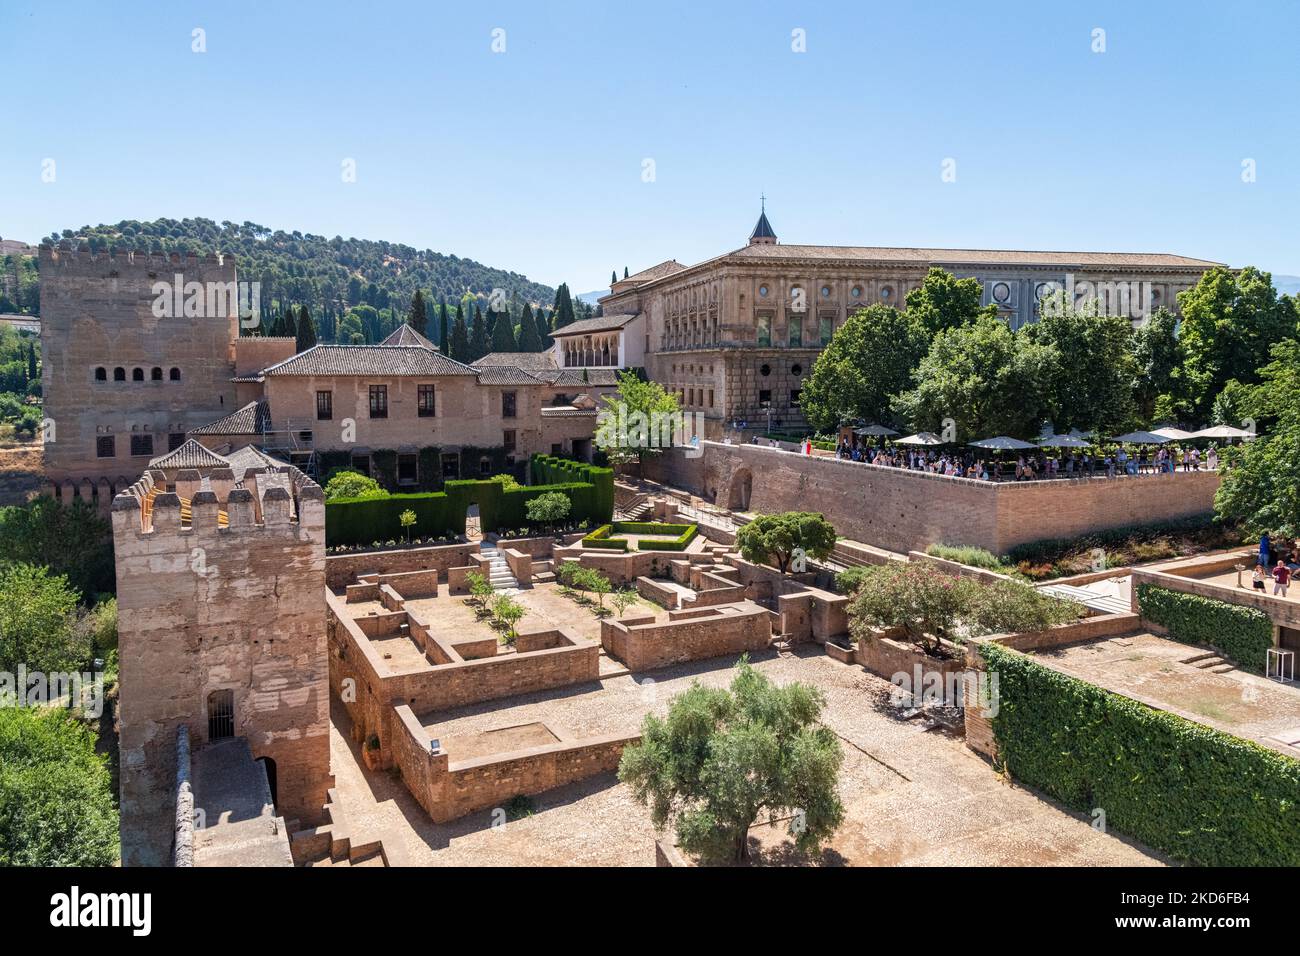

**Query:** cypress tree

left=552, top=283, right=576, bottom=330
left=450, top=306, right=470, bottom=361
left=611, top=270, right=617, bottom=286
left=623, top=266, right=629, bottom=279
left=470, top=304, right=488, bottom=361
left=491, top=309, right=517, bottom=351
left=438, top=299, right=450, bottom=353
left=517, top=303, right=542, bottom=351
left=536, top=306, right=553, bottom=350
left=26, top=343, right=37, bottom=381
left=295, top=304, right=318, bottom=352
left=407, top=289, right=428, bottom=335
left=281, top=306, right=298, bottom=340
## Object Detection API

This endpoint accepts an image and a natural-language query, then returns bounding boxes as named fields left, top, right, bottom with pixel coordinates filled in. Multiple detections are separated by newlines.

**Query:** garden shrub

left=981, top=641, right=1300, bottom=866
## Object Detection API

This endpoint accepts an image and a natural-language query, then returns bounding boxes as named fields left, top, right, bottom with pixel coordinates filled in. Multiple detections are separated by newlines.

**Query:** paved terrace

left=328, top=648, right=1163, bottom=866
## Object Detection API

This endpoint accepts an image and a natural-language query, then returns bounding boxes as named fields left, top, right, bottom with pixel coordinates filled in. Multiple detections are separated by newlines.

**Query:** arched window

left=113, top=367, right=126, bottom=381
left=94, top=367, right=106, bottom=381
left=132, top=368, right=144, bottom=382
left=169, top=367, right=181, bottom=381
left=151, top=367, right=162, bottom=381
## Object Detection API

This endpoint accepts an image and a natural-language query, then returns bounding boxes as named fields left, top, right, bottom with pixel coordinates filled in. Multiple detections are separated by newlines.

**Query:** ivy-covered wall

left=981, top=641, right=1300, bottom=866
left=1135, top=583, right=1274, bottom=674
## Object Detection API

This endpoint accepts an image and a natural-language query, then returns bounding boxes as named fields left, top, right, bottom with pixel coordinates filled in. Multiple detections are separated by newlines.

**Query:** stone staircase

left=1182, top=650, right=1237, bottom=674
left=290, top=788, right=391, bottom=867
left=479, top=544, right=519, bottom=591
left=622, top=500, right=654, bottom=521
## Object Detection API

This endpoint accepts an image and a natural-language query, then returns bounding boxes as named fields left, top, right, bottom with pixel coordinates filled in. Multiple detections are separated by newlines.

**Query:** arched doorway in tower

left=726, top=468, right=753, bottom=511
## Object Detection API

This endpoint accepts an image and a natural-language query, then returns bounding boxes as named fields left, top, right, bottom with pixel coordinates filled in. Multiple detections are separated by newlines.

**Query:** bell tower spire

left=749, top=196, right=776, bottom=245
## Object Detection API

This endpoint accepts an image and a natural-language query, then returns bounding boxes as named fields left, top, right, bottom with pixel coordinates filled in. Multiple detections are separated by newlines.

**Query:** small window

left=758, top=389, right=772, bottom=405
left=441, top=453, right=459, bottom=478
left=169, top=367, right=181, bottom=381
left=132, top=368, right=144, bottom=382
left=479, top=457, right=492, bottom=476
left=820, top=316, right=833, bottom=346
left=708, top=389, right=714, bottom=407
left=168, top=432, right=185, bottom=451
left=207, top=690, right=234, bottom=742
left=760, top=363, right=771, bottom=377
left=351, top=454, right=370, bottom=476
left=791, top=363, right=803, bottom=376
left=94, top=367, right=106, bottom=381
left=316, top=390, right=333, bottom=421
left=151, top=367, right=163, bottom=381
left=96, top=436, right=115, bottom=458
left=368, top=384, right=387, bottom=418
left=130, top=434, right=154, bottom=457
left=756, top=314, right=771, bottom=347
left=791, top=389, right=802, bottom=406
left=397, top=454, right=417, bottom=485
left=551, top=443, right=563, bottom=456
left=503, top=429, right=516, bottom=454
left=113, top=367, right=126, bottom=381
left=501, top=391, right=517, bottom=418
left=417, top=384, right=435, bottom=418
left=788, top=316, right=803, bottom=348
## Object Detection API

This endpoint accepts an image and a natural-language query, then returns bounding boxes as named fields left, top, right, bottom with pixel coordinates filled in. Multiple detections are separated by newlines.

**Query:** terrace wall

left=642, top=443, right=1220, bottom=555
left=326, top=541, right=479, bottom=589
left=601, top=601, right=772, bottom=671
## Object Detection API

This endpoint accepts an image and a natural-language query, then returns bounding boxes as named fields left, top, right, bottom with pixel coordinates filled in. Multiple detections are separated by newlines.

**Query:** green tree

left=490, top=308, right=517, bottom=351
left=26, top=342, right=37, bottom=381
left=904, top=267, right=997, bottom=336
left=800, top=305, right=929, bottom=431
left=490, top=593, right=526, bottom=643
left=1177, top=266, right=1298, bottom=420
left=595, top=370, right=683, bottom=467
left=450, top=307, right=471, bottom=361
left=0, top=707, right=119, bottom=866
left=0, top=497, right=113, bottom=599
left=0, top=563, right=87, bottom=673
left=470, top=304, right=488, bottom=361
left=894, top=315, right=1053, bottom=441
left=438, top=299, right=450, bottom=353
left=1024, top=294, right=1138, bottom=435
left=551, top=283, right=576, bottom=330
left=1215, top=338, right=1300, bottom=537
left=294, top=304, right=317, bottom=352
left=322, top=469, right=384, bottom=501
left=524, top=490, right=571, bottom=530
left=735, top=512, right=837, bottom=573
left=406, top=289, right=428, bottom=336
left=619, top=657, right=844, bottom=863
left=517, top=303, right=542, bottom=351
left=399, top=508, right=416, bottom=543
left=1130, top=307, right=1187, bottom=423
left=466, top=570, right=494, bottom=612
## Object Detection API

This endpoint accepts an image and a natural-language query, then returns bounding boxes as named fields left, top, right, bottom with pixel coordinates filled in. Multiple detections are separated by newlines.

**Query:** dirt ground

left=0, top=442, right=44, bottom=505
left=328, top=647, right=1165, bottom=867
left=1026, top=631, right=1300, bottom=754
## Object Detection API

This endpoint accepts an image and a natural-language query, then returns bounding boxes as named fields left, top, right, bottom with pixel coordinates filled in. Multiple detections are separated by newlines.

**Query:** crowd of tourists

left=831, top=438, right=1223, bottom=481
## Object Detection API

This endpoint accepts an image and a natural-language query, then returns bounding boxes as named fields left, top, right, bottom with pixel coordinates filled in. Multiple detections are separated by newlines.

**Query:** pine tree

left=491, top=309, right=517, bottom=351
left=438, top=299, right=450, bottom=353
left=407, top=289, right=428, bottom=335
left=450, top=306, right=470, bottom=361
left=470, top=304, right=488, bottom=361
left=295, top=304, right=318, bottom=352
left=517, top=303, right=542, bottom=351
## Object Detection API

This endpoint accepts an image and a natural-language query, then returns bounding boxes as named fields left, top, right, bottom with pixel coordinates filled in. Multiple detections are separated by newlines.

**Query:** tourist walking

left=1273, top=559, right=1291, bottom=597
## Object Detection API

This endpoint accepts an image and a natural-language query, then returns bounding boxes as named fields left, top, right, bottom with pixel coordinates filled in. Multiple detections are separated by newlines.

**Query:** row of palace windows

left=673, top=387, right=715, bottom=409
left=348, top=440, right=518, bottom=485
left=316, top=385, right=517, bottom=421
left=95, top=431, right=186, bottom=459
left=95, top=366, right=182, bottom=382
left=755, top=314, right=835, bottom=349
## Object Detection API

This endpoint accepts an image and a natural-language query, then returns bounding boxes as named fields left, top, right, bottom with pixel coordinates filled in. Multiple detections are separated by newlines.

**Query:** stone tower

left=40, top=244, right=240, bottom=505
left=111, top=461, right=332, bottom=867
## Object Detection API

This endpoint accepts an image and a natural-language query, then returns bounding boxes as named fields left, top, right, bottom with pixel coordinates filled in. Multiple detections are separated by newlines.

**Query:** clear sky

left=2, top=0, right=1297, bottom=291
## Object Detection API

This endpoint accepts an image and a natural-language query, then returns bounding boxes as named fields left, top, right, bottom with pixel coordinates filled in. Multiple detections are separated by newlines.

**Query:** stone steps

left=478, top=546, right=519, bottom=590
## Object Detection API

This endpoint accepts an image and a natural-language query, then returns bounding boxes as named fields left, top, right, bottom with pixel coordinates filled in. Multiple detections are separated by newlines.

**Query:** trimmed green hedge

left=1136, top=584, right=1273, bottom=674
left=531, top=454, right=614, bottom=524
left=982, top=641, right=1300, bottom=866
left=580, top=524, right=628, bottom=551
left=635, top=523, right=698, bottom=552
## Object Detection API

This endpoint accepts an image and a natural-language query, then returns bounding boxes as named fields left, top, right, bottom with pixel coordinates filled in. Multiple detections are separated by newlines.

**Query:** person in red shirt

left=1273, top=560, right=1292, bottom=597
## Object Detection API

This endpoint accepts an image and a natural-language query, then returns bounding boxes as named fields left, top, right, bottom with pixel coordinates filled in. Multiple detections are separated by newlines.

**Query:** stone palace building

left=600, top=206, right=1223, bottom=437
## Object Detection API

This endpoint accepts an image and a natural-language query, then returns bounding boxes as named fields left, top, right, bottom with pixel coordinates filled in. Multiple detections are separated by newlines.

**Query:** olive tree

left=735, top=512, right=836, bottom=573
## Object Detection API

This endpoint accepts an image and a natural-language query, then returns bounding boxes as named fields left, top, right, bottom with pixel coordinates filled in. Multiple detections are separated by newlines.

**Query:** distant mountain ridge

left=43, top=217, right=555, bottom=315
left=1273, top=275, right=1300, bottom=296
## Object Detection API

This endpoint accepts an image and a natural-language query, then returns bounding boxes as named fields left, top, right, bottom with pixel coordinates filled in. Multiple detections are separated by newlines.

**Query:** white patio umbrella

left=1111, top=431, right=1170, bottom=445
left=895, top=432, right=944, bottom=446
left=1152, top=426, right=1196, bottom=440
left=1190, top=425, right=1255, bottom=440
left=970, top=436, right=1038, bottom=451
left=1037, top=434, right=1091, bottom=448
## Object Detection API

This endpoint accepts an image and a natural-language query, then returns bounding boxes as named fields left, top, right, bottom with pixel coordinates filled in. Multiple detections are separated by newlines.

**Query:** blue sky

left=2, top=0, right=1298, bottom=290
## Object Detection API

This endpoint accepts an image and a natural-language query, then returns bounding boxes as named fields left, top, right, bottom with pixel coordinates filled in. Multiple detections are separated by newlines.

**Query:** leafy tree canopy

left=735, top=511, right=837, bottom=573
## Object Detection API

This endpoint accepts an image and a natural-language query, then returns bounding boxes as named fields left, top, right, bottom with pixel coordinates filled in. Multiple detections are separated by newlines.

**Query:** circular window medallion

left=1034, top=282, right=1051, bottom=301
left=851, top=285, right=862, bottom=297
left=791, top=363, right=803, bottom=376
left=880, top=286, right=892, bottom=299
left=992, top=282, right=1011, bottom=303
left=760, top=363, right=771, bottom=376
left=759, top=284, right=769, bottom=297
left=821, top=285, right=831, bottom=297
